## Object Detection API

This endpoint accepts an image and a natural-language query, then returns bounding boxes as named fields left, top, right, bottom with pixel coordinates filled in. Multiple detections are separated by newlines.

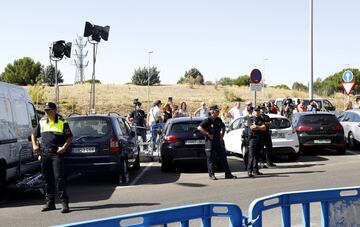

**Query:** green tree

left=272, top=84, right=290, bottom=90
left=40, top=65, right=63, bottom=86
left=131, top=66, right=160, bottom=85
left=178, top=68, right=204, bottom=85
left=232, top=75, right=250, bottom=86
left=218, top=77, right=233, bottom=86
left=292, top=82, right=308, bottom=92
left=0, top=57, right=42, bottom=85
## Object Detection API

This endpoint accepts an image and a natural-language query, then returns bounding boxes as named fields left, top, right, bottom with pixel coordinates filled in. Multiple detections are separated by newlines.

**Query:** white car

left=224, top=114, right=300, bottom=160
left=338, top=109, right=360, bottom=149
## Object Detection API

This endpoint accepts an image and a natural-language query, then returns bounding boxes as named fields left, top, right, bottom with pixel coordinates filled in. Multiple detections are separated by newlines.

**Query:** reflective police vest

left=40, top=117, right=66, bottom=135
left=39, top=115, right=68, bottom=149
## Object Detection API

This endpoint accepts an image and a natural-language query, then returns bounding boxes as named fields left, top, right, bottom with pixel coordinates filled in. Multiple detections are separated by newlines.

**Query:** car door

left=340, top=112, right=351, bottom=139
left=117, top=118, right=136, bottom=164
left=224, top=117, right=244, bottom=154
left=350, top=113, right=360, bottom=142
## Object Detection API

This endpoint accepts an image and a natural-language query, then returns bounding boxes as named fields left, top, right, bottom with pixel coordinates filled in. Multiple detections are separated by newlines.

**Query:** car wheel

left=119, top=157, right=129, bottom=184
left=0, top=163, right=6, bottom=199
left=161, top=159, right=172, bottom=172
left=288, top=153, right=299, bottom=161
left=336, top=147, right=346, bottom=155
left=348, top=132, right=357, bottom=149
left=133, top=149, right=140, bottom=170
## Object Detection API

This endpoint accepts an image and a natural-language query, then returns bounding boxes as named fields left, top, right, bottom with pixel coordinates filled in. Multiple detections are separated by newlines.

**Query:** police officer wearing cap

left=247, top=105, right=266, bottom=177
left=261, top=107, right=276, bottom=167
left=31, top=102, right=73, bottom=213
left=198, top=105, right=237, bottom=180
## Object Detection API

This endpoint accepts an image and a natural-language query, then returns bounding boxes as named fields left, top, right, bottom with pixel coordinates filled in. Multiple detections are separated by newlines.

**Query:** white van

left=0, top=82, right=40, bottom=194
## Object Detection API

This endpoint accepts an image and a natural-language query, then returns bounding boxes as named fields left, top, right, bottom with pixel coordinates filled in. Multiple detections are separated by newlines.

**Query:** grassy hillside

left=27, top=84, right=348, bottom=116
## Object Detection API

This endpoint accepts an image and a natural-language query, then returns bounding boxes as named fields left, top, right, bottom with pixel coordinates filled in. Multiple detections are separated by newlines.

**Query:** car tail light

left=110, top=136, right=120, bottom=153
left=164, top=135, right=178, bottom=142
left=295, top=125, right=313, bottom=132
left=331, top=123, right=344, bottom=133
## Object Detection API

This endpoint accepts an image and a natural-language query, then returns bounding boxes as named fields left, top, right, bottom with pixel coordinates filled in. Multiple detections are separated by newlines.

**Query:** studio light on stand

left=83, top=21, right=110, bottom=114
left=49, top=40, right=72, bottom=108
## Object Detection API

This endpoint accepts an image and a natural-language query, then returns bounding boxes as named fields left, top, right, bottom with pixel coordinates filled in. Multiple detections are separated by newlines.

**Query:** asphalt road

left=1, top=148, right=360, bottom=226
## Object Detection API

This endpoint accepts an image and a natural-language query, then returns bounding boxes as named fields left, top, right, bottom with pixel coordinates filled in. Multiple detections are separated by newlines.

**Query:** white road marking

left=115, top=162, right=154, bottom=189
left=130, top=162, right=154, bottom=186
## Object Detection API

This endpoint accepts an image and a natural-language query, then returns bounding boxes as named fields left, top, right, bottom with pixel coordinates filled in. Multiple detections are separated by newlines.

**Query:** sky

left=1, top=0, right=359, bottom=87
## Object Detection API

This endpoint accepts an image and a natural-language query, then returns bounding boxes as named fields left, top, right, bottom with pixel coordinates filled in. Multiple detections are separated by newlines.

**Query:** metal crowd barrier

left=54, top=203, right=245, bottom=227
left=248, top=185, right=360, bottom=227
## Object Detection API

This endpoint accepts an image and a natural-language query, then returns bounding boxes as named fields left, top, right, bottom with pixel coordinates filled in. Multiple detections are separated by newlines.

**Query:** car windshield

left=301, top=115, right=337, bottom=124
left=170, top=122, right=202, bottom=134
left=68, top=118, right=110, bottom=137
left=270, top=118, right=291, bottom=129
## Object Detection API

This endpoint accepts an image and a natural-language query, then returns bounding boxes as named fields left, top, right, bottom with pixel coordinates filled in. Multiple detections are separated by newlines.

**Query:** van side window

left=14, top=99, right=29, bottom=126
left=27, top=102, right=38, bottom=128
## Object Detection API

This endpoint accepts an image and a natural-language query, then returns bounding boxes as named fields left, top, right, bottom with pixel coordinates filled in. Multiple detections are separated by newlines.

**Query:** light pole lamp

left=49, top=40, right=72, bottom=109
left=83, top=21, right=110, bottom=114
left=147, top=51, right=153, bottom=112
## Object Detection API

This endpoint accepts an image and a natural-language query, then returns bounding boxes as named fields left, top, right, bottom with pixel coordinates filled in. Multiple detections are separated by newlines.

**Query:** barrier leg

left=320, top=201, right=329, bottom=227
left=181, top=220, right=189, bottom=227
left=281, top=206, right=291, bottom=227
left=302, top=203, right=310, bottom=227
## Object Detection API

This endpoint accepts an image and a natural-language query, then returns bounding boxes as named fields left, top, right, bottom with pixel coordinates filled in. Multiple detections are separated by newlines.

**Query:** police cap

left=254, top=105, right=261, bottom=111
left=209, top=105, right=220, bottom=112
left=247, top=106, right=254, bottom=112
left=44, top=102, right=57, bottom=110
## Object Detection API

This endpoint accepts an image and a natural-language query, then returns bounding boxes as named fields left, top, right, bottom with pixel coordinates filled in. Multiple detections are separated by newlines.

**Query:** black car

left=159, top=117, right=206, bottom=171
left=65, top=114, right=140, bottom=184
left=292, top=112, right=346, bottom=154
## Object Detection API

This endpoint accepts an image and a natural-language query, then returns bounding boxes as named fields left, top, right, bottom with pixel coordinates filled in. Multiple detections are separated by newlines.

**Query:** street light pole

left=147, top=51, right=153, bottom=112
left=309, top=0, right=314, bottom=100
left=263, top=58, right=269, bottom=88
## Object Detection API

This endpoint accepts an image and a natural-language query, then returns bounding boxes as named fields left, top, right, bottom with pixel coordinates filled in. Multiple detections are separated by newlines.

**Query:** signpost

left=341, top=70, right=355, bottom=106
left=250, top=69, right=262, bottom=106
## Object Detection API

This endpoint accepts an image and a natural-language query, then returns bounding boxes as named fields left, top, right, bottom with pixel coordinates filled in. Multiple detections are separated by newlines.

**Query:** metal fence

left=248, top=185, right=360, bottom=227
left=54, top=203, right=245, bottom=227
left=55, top=186, right=360, bottom=227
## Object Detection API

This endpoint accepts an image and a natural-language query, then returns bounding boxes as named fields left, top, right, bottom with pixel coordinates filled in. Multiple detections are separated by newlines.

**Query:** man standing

left=198, top=105, right=237, bottom=180
left=31, top=102, right=72, bottom=213
left=128, top=101, right=147, bottom=148
left=229, top=102, right=243, bottom=121
left=261, top=109, right=276, bottom=168
left=247, top=106, right=266, bottom=177
left=147, top=100, right=163, bottom=152
left=194, top=102, right=209, bottom=117
left=241, top=105, right=253, bottom=171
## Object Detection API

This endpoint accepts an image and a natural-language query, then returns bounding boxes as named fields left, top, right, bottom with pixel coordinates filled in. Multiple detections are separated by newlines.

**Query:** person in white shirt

left=229, top=102, right=243, bottom=121
left=148, top=100, right=162, bottom=126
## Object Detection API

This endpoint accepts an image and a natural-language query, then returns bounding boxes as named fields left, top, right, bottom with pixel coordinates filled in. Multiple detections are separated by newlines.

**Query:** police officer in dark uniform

left=241, top=105, right=253, bottom=171
left=198, top=105, right=237, bottom=180
left=128, top=100, right=147, bottom=148
left=31, top=102, right=73, bottom=213
left=247, top=105, right=266, bottom=177
left=261, top=109, right=276, bottom=167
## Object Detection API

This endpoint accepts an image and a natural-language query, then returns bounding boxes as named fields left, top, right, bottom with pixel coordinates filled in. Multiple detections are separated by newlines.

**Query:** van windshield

left=68, top=118, right=110, bottom=137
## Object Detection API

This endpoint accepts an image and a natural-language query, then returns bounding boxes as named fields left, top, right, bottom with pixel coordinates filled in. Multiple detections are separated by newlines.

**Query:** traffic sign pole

left=250, top=69, right=262, bottom=106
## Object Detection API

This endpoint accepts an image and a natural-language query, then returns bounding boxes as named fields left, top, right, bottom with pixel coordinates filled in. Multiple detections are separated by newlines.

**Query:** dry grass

left=27, top=84, right=350, bottom=116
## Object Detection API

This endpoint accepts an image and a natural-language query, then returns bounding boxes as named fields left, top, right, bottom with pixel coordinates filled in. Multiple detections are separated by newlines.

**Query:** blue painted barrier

left=54, top=203, right=246, bottom=227
left=248, top=186, right=360, bottom=227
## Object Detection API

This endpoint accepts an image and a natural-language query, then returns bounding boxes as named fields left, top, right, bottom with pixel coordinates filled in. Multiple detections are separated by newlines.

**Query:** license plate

left=314, top=139, right=331, bottom=144
left=185, top=139, right=205, bottom=145
left=72, top=147, right=96, bottom=153
left=272, top=133, right=285, bottom=139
